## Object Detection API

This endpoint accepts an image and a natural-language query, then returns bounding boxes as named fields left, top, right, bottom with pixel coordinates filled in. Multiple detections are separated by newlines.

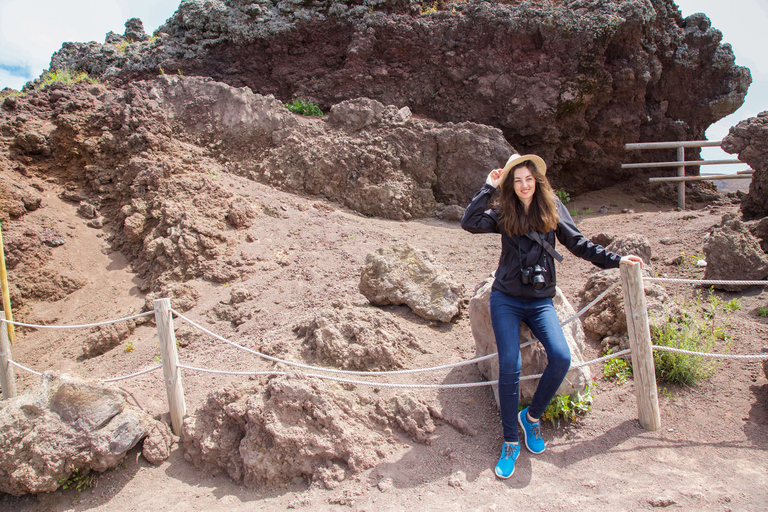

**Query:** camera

left=521, top=265, right=546, bottom=290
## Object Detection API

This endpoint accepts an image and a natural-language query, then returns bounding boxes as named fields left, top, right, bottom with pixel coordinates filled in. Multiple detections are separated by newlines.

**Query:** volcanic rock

left=721, top=110, right=768, bottom=219
left=703, top=213, right=768, bottom=290
left=468, top=275, right=590, bottom=406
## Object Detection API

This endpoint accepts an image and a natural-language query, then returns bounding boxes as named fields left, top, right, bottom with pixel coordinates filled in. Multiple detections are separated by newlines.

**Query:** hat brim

left=499, top=154, right=547, bottom=188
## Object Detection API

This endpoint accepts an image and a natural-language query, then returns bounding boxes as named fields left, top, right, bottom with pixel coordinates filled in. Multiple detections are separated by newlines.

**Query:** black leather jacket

left=461, top=183, right=622, bottom=299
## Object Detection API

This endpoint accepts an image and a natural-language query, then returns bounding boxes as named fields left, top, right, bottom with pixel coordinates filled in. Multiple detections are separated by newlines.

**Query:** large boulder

left=0, top=372, right=171, bottom=496
left=293, top=304, right=425, bottom=371
left=359, top=244, right=464, bottom=322
left=703, top=213, right=768, bottom=291
left=182, top=374, right=464, bottom=489
left=606, top=234, right=652, bottom=266
left=579, top=268, right=671, bottom=354
left=468, top=276, right=590, bottom=406
left=721, top=111, right=768, bottom=219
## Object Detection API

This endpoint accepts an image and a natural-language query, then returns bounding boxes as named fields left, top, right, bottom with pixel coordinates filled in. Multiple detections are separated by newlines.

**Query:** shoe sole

left=495, top=467, right=514, bottom=479
left=518, top=411, right=546, bottom=454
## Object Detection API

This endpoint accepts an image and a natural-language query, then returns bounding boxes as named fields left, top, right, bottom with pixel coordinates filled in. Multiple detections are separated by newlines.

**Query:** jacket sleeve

left=461, top=184, right=500, bottom=234
left=554, top=200, right=622, bottom=269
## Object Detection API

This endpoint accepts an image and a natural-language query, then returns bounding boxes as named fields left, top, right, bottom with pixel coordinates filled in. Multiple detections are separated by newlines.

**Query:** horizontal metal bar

left=625, top=140, right=722, bottom=150
left=649, top=174, right=753, bottom=183
left=622, top=159, right=743, bottom=169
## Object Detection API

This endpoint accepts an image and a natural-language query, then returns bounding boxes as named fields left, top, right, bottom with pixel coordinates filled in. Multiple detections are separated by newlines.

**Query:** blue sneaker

left=518, top=407, right=545, bottom=454
left=495, top=442, right=520, bottom=479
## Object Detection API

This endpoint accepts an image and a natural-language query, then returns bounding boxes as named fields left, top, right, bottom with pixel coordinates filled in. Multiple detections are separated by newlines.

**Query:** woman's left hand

left=620, top=255, right=644, bottom=268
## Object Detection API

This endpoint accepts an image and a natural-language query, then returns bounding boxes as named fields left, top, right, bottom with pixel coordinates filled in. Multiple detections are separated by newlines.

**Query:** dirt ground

left=2, top=177, right=767, bottom=512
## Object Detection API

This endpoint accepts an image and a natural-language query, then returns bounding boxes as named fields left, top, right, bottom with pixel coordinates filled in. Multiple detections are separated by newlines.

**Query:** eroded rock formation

left=48, top=0, right=750, bottom=192
left=721, top=111, right=768, bottom=219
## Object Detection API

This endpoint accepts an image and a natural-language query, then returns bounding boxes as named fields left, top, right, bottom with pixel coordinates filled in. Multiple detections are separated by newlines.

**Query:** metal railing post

left=677, top=144, right=685, bottom=210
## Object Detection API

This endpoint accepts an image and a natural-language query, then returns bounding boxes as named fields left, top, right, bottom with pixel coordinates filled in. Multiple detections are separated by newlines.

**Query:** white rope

left=646, top=277, right=768, bottom=286
left=101, top=364, right=163, bottom=383
left=652, top=345, right=768, bottom=360
left=0, top=311, right=155, bottom=330
left=178, top=364, right=287, bottom=376
left=9, top=359, right=43, bottom=376
left=561, top=281, right=620, bottom=327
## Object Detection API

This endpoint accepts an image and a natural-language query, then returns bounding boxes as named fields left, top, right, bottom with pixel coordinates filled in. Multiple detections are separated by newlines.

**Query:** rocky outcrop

left=703, top=213, right=768, bottom=291
left=47, top=1, right=750, bottom=193
left=579, top=267, right=670, bottom=354
left=468, top=275, right=590, bottom=406
left=294, top=304, right=425, bottom=370
left=0, top=373, right=171, bottom=496
left=721, top=111, right=768, bottom=219
left=182, top=374, right=464, bottom=489
left=359, top=243, right=465, bottom=322
left=606, top=233, right=652, bottom=266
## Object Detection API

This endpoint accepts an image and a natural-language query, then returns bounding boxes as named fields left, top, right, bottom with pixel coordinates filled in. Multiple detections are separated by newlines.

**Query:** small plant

left=758, top=306, right=768, bottom=318
left=582, top=207, right=593, bottom=215
left=38, top=68, right=98, bottom=89
left=540, top=385, right=593, bottom=425
left=284, top=98, right=323, bottom=116
left=114, top=40, right=130, bottom=52
left=420, top=1, right=438, bottom=14
left=58, top=467, right=96, bottom=493
left=555, top=188, right=570, bottom=205
left=124, top=341, right=134, bottom=353
left=154, top=354, right=162, bottom=363
left=159, top=66, right=166, bottom=75
left=603, top=354, right=631, bottom=384
left=723, top=298, right=741, bottom=312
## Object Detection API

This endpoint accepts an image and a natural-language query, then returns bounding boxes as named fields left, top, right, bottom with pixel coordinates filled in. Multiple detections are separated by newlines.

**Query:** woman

left=461, top=153, right=643, bottom=479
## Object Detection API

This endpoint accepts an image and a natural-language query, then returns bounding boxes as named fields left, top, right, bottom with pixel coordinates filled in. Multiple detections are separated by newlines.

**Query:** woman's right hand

left=486, top=168, right=506, bottom=188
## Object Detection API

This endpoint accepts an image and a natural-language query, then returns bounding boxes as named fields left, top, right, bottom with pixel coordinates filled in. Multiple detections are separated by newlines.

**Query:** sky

left=0, top=0, right=766, bottom=171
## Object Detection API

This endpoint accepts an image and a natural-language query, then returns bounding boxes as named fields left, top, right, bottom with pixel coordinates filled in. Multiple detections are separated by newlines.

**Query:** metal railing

left=622, top=140, right=751, bottom=209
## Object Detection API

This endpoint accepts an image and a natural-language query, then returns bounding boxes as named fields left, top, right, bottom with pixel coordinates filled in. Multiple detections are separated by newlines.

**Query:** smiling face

left=512, top=165, right=536, bottom=206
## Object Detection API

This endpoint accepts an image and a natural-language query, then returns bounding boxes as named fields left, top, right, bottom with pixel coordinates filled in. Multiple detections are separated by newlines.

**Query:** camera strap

left=526, top=232, right=564, bottom=263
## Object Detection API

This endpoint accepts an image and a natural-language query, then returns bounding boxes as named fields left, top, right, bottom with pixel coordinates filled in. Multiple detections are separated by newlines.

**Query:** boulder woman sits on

left=461, top=153, right=643, bottom=479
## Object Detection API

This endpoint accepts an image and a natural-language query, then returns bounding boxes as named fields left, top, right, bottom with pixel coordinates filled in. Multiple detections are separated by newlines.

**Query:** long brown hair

left=498, top=161, right=559, bottom=236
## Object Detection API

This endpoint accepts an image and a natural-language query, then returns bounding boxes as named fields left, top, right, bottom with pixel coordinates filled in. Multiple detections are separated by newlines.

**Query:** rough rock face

left=721, top=111, right=768, bottom=219
left=359, top=244, right=465, bottom=322
left=182, top=374, right=459, bottom=489
left=0, top=373, right=170, bottom=496
left=294, top=305, right=425, bottom=370
left=48, top=1, right=750, bottom=193
left=703, top=213, right=768, bottom=291
left=83, top=319, right=137, bottom=358
left=606, top=233, right=652, bottom=266
left=580, top=267, right=670, bottom=353
left=0, top=76, right=511, bottom=304
left=468, top=275, right=590, bottom=406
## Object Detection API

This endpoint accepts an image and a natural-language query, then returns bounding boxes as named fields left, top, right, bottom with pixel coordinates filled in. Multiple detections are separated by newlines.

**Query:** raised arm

left=461, top=183, right=501, bottom=234
left=554, top=200, right=622, bottom=269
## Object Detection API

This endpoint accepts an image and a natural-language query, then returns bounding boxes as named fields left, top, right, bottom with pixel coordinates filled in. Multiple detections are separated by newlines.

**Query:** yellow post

left=0, top=221, right=15, bottom=344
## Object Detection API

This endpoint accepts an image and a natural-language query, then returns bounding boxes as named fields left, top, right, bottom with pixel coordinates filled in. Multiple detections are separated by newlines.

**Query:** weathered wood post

left=620, top=261, right=661, bottom=431
left=676, top=144, right=685, bottom=210
left=0, top=319, right=16, bottom=399
left=154, top=298, right=186, bottom=436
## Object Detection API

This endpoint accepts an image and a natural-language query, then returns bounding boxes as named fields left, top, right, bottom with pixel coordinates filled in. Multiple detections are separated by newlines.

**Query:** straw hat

left=501, top=153, right=547, bottom=177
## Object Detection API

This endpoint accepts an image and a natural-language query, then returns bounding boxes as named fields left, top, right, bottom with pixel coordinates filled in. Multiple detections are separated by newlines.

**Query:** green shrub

left=555, top=188, right=570, bottom=205
left=651, top=313, right=726, bottom=386
left=38, top=68, right=98, bottom=89
left=603, top=354, right=631, bottom=384
left=284, top=98, right=323, bottom=116
left=540, top=385, right=593, bottom=425
left=758, top=306, right=768, bottom=318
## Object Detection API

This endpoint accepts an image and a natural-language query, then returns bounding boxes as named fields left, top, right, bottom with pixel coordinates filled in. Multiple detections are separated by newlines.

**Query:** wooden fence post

left=0, top=320, right=16, bottom=399
left=620, top=261, right=661, bottom=431
left=154, top=298, right=186, bottom=436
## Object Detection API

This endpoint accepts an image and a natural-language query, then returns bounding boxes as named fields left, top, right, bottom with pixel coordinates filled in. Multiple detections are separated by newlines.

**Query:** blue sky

left=0, top=0, right=765, bottom=168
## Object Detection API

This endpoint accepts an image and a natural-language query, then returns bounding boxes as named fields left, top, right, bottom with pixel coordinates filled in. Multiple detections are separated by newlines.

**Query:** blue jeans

left=490, top=290, right=571, bottom=443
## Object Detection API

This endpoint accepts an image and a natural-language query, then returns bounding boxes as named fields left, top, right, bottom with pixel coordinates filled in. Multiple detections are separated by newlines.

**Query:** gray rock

left=141, top=421, right=175, bottom=465
left=359, top=244, right=464, bottom=322
left=606, top=233, right=652, bottom=266
left=722, top=111, right=768, bottom=218
left=0, top=372, right=160, bottom=495
left=580, top=268, right=671, bottom=341
left=703, top=213, right=768, bottom=291
left=468, top=276, right=590, bottom=406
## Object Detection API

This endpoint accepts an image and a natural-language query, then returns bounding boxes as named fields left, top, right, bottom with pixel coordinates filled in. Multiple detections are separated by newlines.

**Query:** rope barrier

left=101, top=365, right=163, bottom=383
left=651, top=345, right=768, bottom=360
left=169, top=283, right=618, bottom=379
left=9, top=359, right=42, bottom=376
left=0, top=311, right=155, bottom=330
left=646, top=277, right=768, bottom=286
